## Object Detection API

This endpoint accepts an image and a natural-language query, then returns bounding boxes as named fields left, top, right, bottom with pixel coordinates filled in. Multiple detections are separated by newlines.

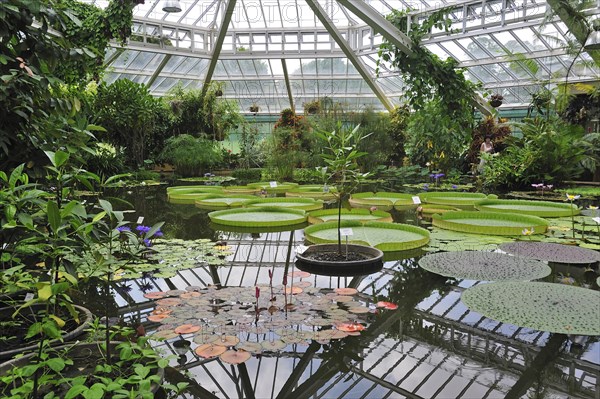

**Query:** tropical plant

left=315, top=123, right=372, bottom=255
left=467, top=116, right=512, bottom=166
left=158, top=134, right=223, bottom=177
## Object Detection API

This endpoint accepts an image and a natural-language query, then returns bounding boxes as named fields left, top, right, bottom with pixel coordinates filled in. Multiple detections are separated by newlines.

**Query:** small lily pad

left=418, top=251, right=551, bottom=281
left=499, top=241, right=600, bottom=264
left=461, top=282, right=600, bottom=335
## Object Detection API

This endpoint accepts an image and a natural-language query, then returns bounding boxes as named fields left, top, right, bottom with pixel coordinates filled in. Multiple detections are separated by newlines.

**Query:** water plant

left=565, top=193, right=581, bottom=239
left=531, top=183, right=553, bottom=197
left=315, top=123, right=372, bottom=256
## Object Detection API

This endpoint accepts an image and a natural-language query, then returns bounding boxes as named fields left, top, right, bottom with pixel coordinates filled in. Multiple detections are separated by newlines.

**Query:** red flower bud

left=282, top=274, right=287, bottom=286
left=255, top=286, right=260, bottom=299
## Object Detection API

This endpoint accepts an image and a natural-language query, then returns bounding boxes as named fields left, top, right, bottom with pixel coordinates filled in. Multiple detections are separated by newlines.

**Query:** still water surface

left=92, top=185, right=599, bottom=399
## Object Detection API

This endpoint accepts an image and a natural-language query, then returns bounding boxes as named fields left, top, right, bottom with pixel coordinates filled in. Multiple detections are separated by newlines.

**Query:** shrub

left=85, top=142, right=125, bottom=177
left=158, top=134, right=223, bottom=177
left=232, top=168, right=263, bottom=183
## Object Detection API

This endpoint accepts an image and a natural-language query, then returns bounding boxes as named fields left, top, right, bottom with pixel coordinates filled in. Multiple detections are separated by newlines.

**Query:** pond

left=89, top=185, right=599, bottom=399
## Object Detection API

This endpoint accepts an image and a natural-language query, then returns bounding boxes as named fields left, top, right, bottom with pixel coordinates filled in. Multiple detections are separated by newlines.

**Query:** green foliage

left=467, top=116, right=512, bottom=165
left=232, top=168, right=263, bottom=183
left=267, top=109, right=317, bottom=180
left=405, top=100, right=472, bottom=172
left=94, top=79, right=167, bottom=168
left=158, top=134, right=223, bottom=177
left=238, top=124, right=265, bottom=169
left=379, top=8, right=479, bottom=116
left=387, top=106, right=411, bottom=165
left=482, top=117, right=587, bottom=188
left=169, top=83, right=242, bottom=141
left=85, top=142, right=126, bottom=177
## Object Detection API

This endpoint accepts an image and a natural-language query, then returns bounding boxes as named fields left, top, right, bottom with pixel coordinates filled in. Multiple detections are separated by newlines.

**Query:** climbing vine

left=378, top=8, right=480, bottom=116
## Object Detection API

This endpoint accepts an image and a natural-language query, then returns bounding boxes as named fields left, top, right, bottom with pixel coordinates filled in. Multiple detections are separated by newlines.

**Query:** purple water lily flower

left=136, top=225, right=151, bottom=234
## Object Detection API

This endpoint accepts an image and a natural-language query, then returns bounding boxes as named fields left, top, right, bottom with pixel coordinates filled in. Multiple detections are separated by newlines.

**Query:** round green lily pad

left=475, top=199, right=579, bottom=218
left=349, top=192, right=416, bottom=211
left=308, top=208, right=393, bottom=224
left=499, top=241, right=600, bottom=264
left=432, top=211, right=549, bottom=235
left=247, top=181, right=299, bottom=194
left=168, top=192, right=215, bottom=204
left=419, top=192, right=496, bottom=209
left=245, top=198, right=323, bottom=211
left=167, top=186, right=224, bottom=194
left=208, top=207, right=307, bottom=228
left=418, top=251, right=551, bottom=281
left=418, top=204, right=459, bottom=216
left=222, top=186, right=260, bottom=195
left=304, top=220, right=429, bottom=252
left=286, top=185, right=337, bottom=200
left=461, top=282, right=600, bottom=335
left=194, top=194, right=258, bottom=209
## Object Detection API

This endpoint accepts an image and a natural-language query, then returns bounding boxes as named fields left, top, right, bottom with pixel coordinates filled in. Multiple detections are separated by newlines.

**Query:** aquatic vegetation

left=432, top=211, right=549, bottom=236
left=418, top=251, right=551, bottom=281
left=498, top=241, right=600, bottom=264
left=349, top=192, right=416, bottom=211
left=304, top=220, right=430, bottom=252
left=461, top=282, right=600, bottom=335
left=308, top=208, right=393, bottom=224
left=208, top=207, right=307, bottom=228
left=474, top=199, right=579, bottom=218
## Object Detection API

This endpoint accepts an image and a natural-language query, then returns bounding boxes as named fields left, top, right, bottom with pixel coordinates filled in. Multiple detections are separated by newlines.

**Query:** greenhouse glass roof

left=87, top=0, right=600, bottom=113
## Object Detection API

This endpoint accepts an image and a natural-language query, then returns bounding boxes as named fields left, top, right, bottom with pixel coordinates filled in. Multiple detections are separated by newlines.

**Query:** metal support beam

left=103, top=48, right=124, bottom=67
left=305, top=0, right=394, bottom=112
left=281, top=59, right=295, bottom=112
left=546, top=0, right=600, bottom=65
left=336, top=0, right=413, bottom=55
left=146, top=54, right=171, bottom=88
left=201, top=0, right=237, bottom=96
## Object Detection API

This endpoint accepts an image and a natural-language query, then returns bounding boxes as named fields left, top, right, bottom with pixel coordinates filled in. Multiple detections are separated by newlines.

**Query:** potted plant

left=490, top=93, right=504, bottom=108
left=296, top=123, right=384, bottom=274
left=304, top=99, right=321, bottom=115
left=249, top=104, right=259, bottom=114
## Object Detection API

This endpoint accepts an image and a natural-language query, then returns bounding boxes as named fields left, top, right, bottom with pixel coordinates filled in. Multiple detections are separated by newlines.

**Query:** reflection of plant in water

left=320, top=335, right=366, bottom=374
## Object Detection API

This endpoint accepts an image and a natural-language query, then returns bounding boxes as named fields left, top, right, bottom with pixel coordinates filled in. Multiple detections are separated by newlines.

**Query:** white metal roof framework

left=90, top=0, right=600, bottom=112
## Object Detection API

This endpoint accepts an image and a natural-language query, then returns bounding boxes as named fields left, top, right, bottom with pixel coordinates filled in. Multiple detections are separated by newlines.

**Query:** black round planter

left=490, top=100, right=503, bottom=107
left=295, top=244, right=384, bottom=276
left=0, top=304, right=93, bottom=360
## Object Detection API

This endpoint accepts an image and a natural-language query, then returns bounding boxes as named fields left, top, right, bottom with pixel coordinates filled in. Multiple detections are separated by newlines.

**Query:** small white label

left=296, top=245, right=308, bottom=255
left=593, top=217, right=600, bottom=225
left=136, top=216, right=144, bottom=224
left=323, top=185, right=330, bottom=193
left=269, top=181, right=278, bottom=188
left=340, top=228, right=354, bottom=236
left=412, top=196, right=422, bottom=204
left=24, top=293, right=35, bottom=301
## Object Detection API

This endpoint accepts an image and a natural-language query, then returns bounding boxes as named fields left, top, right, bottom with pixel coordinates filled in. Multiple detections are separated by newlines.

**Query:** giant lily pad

left=194, top=194, right=258, bottom=209
left=418, top=204, right=460, bottom=216
left=419, top=192, right=496, bottom=209
left=418, top=251, right=551, bottom=281
left=209, top=207, right=307, bottom=228
left=167, top=186, right=225, bottom=204
left=222, top=186, right=260, bottom=195
left=246, top=198, right=323, bottom=211
left=432, top=211, right=549, bottom=235
left=475, top=199, right=579, bottom=218
left=461, top=282, right=600, bottom=335
left=286, top=185, right=337, bottom=200
left=308, top=208, right=393, bottom=224
left=499, top=241, right=600, bottom=264
left=349, top=192, right=416, bottom=211
left=247, top=181, right=299, bottom=194
left=304, top=220, right=429, bottom=252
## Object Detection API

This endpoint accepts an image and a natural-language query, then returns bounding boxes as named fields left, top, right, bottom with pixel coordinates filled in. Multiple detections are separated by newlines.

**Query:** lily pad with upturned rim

left=461, top=281, right=600, bottom=335
left=432, top=211, right=549, bottom=235
left=194, top=194, right=258, bottom=209
left=418, top=251, right=551, bottom=281
left=418, top=204, right=460, bottom=215
left=349, top=192, right=416, bottom=211
left=308, top=208, right=393, bottom=224
left=247, top=181, right=299, bottom=194
left=286, top=185, right=337, bottom=200
left=303, top=220, right=429, bottom=252
left=419, top=192, right=497, bottom=209
left=475, top=199, right=579, bottom=218
left=167, top=186, right=224, bottom=194
left=498, top=241, right=600, bottom=264
left=208, top=207, right=307, bottom=228
left=222, top=185, right=260, bottom=195
left=246, top=197, right=323, bottom=211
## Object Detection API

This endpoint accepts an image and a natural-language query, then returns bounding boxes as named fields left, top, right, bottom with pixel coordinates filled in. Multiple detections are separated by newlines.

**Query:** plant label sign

left=24, top=293, right=35, bottom=301
left=269, top=181, right=278, bottom=188
left=340, top=228, right=354, bottom=236
left=137, top=216, right=144, bottom=224
left=593, top=217, right=600, bottom=225
left=412, top=196, right=422, bottom=204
